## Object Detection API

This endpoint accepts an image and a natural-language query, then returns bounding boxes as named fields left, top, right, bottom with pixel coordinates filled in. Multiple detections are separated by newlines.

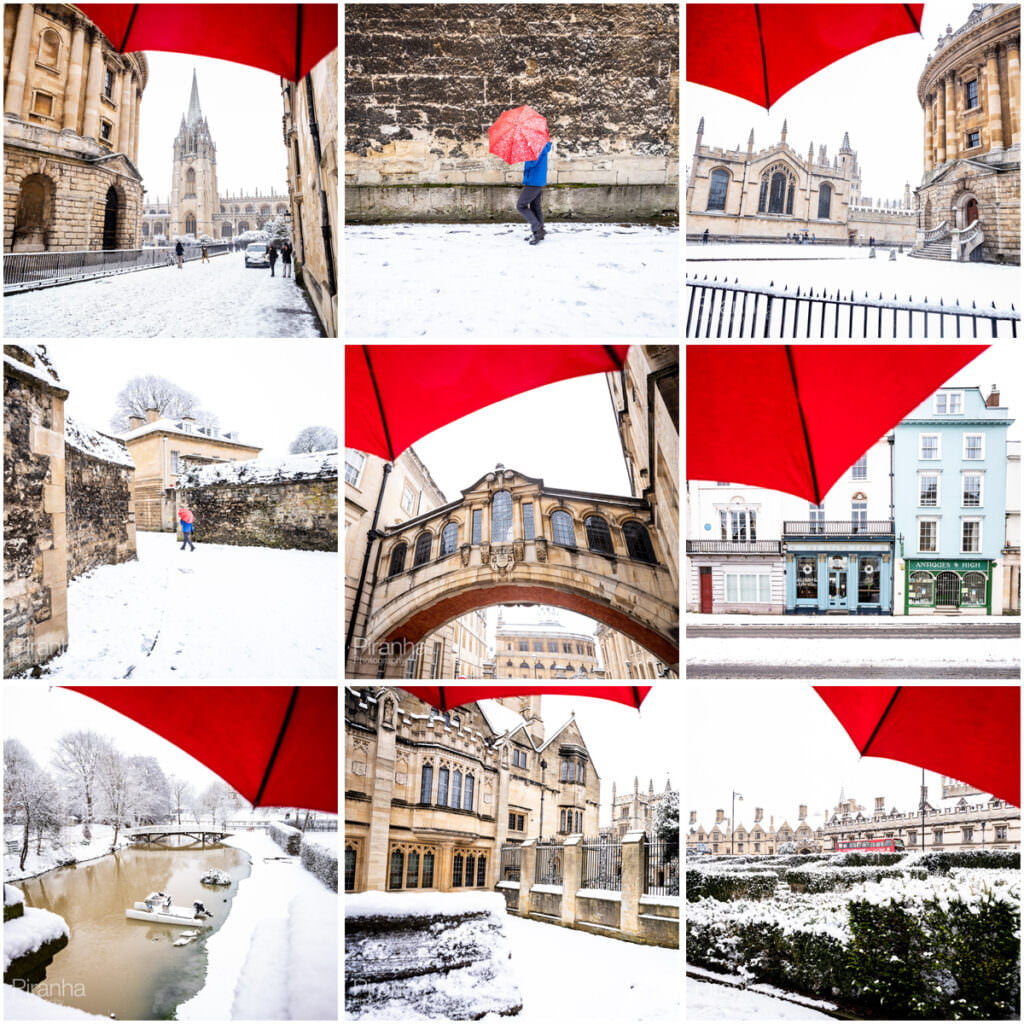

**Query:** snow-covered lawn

left=27, top=532, right=336, bottom=681
left=686, top=243, right=1020, bottom=309
left=3, top=253, right=325, bottom=338
left=177, top=830, right=337, bottom=1020
left=687, top=974, right=834, bottom=1020
left=345, top=223, right=679, bottom=337
left=3, top=825, right=125, bottom=883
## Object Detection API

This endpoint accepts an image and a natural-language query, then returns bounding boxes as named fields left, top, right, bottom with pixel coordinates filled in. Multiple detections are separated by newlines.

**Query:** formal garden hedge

left=687, top=851, right=1020, bottom=1019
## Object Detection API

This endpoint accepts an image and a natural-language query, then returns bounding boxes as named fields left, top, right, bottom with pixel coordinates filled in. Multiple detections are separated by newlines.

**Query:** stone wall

left=64, top=418, right=136, bottom=579
left=346, top=3, right=678, bottom=221
left=3, top=346, right=69, bottom=675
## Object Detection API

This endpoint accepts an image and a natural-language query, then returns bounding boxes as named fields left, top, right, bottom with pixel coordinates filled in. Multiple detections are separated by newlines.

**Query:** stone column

left=923, top=94, right=934, bottom=172
left=560, top=836, right=581, bottom=928
left=944, top=74, right=958, bottom=161
left=1007, top=36, right=1021, bottom=146
left=4, top=4, right=36, bottom=118
left=935, top=81, right=947, bottom=164
left=364, top=696, right=397, bottom=890
left=82, top=30, right=104, bottom=140
left=117, top=68, right=133, bottom=154
left=512, top=495, right=524, bottom=540
left=985, top=47, right=1004, bottom=149
left=520, top=839, right=537, bottom=917
left=620, top=831, right=644, bottom=939
left=63, top=18, right=86, bottom=132
left=131, top=85, right=142, bottom=163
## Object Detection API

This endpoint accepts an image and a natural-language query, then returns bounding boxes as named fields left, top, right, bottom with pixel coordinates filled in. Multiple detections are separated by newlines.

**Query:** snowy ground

left=686, top=243, right=1020, bottom=309
left=3, top=825, right=125, bottom=883
left=177, top=830, right=337, bottom=1020
left=345, top=223, right=679, bottom=337
left=27, top=532, right=337, bottom=681
left=3, top=252, right=325, bottom=338
left=687, top=974, right=835, bottom=1020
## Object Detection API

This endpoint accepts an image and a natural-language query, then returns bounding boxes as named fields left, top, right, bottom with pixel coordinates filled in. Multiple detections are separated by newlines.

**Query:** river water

left=18, top=840, right=250, bottom=1019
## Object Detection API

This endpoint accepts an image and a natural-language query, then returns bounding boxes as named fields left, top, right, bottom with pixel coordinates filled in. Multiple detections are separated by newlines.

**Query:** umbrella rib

left=903, top=3, right=923, bottom=36
left=754, top=4, right=772, bottom=110
left=783, top=346, right=822, bottom=504
left=253, top=686, right=300, bottom=807
left=603, top=345, right=626, bottom=369
left=294, top=4, right=304, bottom=82
left=631, top=686, right=642, bottom=709
left=119, top=4, right=141, bottom=53
left=859, top=686, right=903, bottom=757
left=361, top=346, right=397, bottom=462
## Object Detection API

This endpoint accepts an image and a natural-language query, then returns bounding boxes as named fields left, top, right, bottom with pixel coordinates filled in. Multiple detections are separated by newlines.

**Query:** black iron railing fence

left=687, top=540, right=783, bottom=554
left=4, top=244, right=232, bottom=293
left=500, top=845, right=522, bottom=882
left=644, top=839, right=679, bottom=896
left=580, top=837, right=623, bottom=891
left=686, top=275, right=1019, bottom=339
left=783, top=520, right=895, bottom=537
left=535, top=843, right=563, bottom=886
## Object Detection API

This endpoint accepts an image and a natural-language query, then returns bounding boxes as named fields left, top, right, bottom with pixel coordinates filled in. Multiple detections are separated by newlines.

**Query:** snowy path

left=345, top=223, right=679, bottom=337
left=3, top=252, right=325, bottom=338
left=687, top=976, right=835, bottom=1020
left=33, top=532, right=337, bottom=681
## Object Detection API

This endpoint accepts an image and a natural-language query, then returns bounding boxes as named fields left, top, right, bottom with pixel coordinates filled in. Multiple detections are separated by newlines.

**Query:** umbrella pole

left=345, top=463, right=392, bottom=668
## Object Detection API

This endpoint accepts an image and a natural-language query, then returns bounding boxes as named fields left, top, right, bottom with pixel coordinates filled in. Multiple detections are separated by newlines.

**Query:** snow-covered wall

left=179, top=452, right=337, bottom=551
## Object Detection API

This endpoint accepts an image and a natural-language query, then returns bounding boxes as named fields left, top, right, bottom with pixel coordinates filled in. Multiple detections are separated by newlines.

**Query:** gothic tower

left=170, top=71, right=219, bottom=239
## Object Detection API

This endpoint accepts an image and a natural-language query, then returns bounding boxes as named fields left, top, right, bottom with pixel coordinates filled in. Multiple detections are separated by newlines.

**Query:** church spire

left=187, top=69, right=203, bottom=126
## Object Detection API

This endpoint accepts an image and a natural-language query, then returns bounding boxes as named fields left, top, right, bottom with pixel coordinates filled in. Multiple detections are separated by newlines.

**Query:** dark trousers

left=516, top=186, right=545, bottom=233
left=181, top=532, right=194, bottom=550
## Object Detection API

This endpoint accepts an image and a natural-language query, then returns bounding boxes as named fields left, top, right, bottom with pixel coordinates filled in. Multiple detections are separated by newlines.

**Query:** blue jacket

left=523, top=141, right=552, bottom=186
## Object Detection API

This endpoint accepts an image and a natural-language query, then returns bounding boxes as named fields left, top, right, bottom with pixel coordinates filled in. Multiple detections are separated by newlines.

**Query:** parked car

left=244, top=243, right=269, bottom=268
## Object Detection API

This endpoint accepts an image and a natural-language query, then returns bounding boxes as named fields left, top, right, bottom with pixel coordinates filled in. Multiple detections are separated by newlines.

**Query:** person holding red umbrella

left=488, top=105, right=552, bottom=245
left=517, top=138, right=552, bottom=245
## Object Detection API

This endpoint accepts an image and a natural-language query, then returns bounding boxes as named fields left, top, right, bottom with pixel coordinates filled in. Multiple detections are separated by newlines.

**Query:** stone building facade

left=4, top=3, right=147, bottom=252
left=345, top=4, right=678, bottom=222
left=492, top=609, right=603, bottom=679
left=178, top=451, right=337, bottom=551
left=345, top=688, right=601, bottom=893
left=686, top=120, right=917, bottom=244
left=119, top=411, right=262, bottom=532
left=595, top=621, right=673, bottom=679
left=914, top=3, right=1021, bottom=263
left=282, top=49, right=338, bottom=337
left=609, top=776, right=674, bottom=839
left=687, top=806, right=821, bottom=856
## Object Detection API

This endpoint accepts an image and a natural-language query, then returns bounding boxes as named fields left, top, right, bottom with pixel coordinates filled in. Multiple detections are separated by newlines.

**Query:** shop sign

left=906, top=559, right=989, bottom=572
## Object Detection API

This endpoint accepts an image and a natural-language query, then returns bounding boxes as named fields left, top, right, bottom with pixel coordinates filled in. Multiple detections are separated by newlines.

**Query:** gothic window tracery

left=757, top=163, right=796, bottom=215
left=707, top=168, right=729, bottom=211
left=817, top=182, right=832, bottom=220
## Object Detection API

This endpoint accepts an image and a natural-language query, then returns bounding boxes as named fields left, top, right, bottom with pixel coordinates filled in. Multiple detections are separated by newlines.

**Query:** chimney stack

left=755, top=807, right=763, bottom=822
left=987, top=385, right=1000, bottom=407
left=799, top=804, right=808, bottom=820
left=689, top=810, right=697, bottom=825
left=715, top=808, right=724, bottom=824
left=145, top=407, right=160, bottom=424
left=128, top=415, right=144, bottom=430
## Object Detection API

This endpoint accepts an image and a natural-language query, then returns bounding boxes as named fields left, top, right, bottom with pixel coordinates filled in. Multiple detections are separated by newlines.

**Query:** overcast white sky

left=137, top=52, right=291, bottom=202
left=687, top=683, right=988, bottom=833
left=4, top=685, right=224, bottom=791
left=43, top=340, right=339, bottom=459
left=685, top=2, right=979, bottom=201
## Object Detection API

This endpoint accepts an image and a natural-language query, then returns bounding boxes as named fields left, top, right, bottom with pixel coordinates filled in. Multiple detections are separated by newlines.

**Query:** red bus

left=834, top=837, right=905, bottom=853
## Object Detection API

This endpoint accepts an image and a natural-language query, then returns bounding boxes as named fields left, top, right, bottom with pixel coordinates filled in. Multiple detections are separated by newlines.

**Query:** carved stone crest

left=513, top=540, right=525, bottom=562
left=490, top=544, right=516, bottom=577
left=460, top=543, right=472, bottom=567
left=535, top=538, right=548, bottom=562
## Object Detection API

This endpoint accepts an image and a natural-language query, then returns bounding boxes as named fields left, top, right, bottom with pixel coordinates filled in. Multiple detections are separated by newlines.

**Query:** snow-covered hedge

left=300, top=834, right=338, bottom=892
left=785, top=865, right=927, bottom=893
left=906, top=848, right=1020, bottom=874
left=687, top=870, right=778, bottom=902
left=269, top=822, right=301, bottom=856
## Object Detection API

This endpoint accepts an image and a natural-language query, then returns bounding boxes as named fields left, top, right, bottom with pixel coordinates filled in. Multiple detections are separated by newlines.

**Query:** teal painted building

left=894, top=386, right=1012, bottom=614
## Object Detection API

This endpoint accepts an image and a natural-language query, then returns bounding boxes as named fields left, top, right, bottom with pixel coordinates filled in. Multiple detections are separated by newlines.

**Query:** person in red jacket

left=178, top=506, right=195, bottom=551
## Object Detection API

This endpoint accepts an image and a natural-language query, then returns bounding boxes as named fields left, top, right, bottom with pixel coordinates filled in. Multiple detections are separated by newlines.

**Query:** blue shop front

left=783, top=520, right=895, bottom=614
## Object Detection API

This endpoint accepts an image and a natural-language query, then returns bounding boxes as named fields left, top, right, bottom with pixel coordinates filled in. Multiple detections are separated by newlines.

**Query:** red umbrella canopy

left=346, top=345, right=630, bottom=463
left=687, top=4, right=924, bottom=110
left=686, top=345, right=989, bottom=505
left=815, top=686, right=1020, bottom=807
left=76, top=4, right=338, bottom=81
left=488, top=105, right=551, bottom=164
left=402, top=686, right=651, bottom=711
left=65, top=686, right=337, bottom=812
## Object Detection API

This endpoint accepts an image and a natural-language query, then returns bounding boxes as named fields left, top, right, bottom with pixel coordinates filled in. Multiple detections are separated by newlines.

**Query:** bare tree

left=96, top=745, right=134, bottom=847
left=53, top=730, right=111, bottom=841
left=167, top=775, right=194, bottom=827
left=110, top=375, right=220, bottom=434
left=289, top=425, right=338, bottom=454
left=5, top=739, right=58, bottom=871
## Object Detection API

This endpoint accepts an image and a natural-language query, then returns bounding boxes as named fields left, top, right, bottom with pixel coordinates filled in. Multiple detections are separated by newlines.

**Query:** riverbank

left=176, top=830, right=337, bottom=1020
left=3, top=825, right=127, bottom=883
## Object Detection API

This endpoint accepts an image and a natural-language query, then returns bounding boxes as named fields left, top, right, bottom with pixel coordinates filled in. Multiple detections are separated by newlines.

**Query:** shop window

left=725, top=572, right=770, bottom=602
left=910, top=571, right=935, bottom=606
left=858, top=557, right=881, bottom=603
left=962, top=571, right=987, bottom=607
left=796, top=555, right=818, bottom=599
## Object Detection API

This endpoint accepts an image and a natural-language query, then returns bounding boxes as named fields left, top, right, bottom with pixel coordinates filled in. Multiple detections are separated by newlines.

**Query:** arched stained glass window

left=413, top=532, right=432, bottom=566
left=387, top=543, right=407, bottom=577
left=817, top=182, right=832, bottom=220
left=491, top=490, right=512, bottom=543
left=585, top=515, right=614, bottom=554
left=624, top=521, right=656, bottom=563
left=440, top=522, right=458, bottom=556
left=552, top=510, right=576, bottom=547
left=707, top=168, right=729, bottom=211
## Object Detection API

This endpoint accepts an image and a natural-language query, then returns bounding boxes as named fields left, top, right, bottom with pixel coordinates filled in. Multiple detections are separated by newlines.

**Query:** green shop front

left=904, top=558, right=995, bottom=614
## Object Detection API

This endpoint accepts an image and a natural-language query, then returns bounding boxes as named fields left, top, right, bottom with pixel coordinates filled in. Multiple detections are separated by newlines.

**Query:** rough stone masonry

left=345, top=3, right=679, bottom=222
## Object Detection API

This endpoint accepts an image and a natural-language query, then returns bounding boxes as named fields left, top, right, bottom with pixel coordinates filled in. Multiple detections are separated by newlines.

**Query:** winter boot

left=528, top=229, right=546, bottom=245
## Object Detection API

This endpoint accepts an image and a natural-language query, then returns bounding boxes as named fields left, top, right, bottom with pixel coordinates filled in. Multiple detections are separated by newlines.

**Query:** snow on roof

left=3, top=344, right=62, bottom=388
left=118, top=417, right=257, bottom=446
left=184, top=450, right=338, bottom=487
left=476, top=699, right=529, bottom=738
left=64, top=416, right=134, bottom=467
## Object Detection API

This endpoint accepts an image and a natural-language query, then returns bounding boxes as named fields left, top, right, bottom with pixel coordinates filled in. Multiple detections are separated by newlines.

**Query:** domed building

left=3, top=3, right=147, bottom=252
left=914, top=3, right=1020, bottom=263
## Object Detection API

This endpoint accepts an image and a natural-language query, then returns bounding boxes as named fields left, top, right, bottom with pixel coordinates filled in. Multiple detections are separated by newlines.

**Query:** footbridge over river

left=348, top=467, right=679, bottom=675
left=127, top=826, right=233, bottom=845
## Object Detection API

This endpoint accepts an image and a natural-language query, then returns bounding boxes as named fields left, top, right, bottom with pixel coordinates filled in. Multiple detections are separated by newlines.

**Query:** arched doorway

left=12, top=174, right=53, bottom=252
left=965, top=198, right=978, bottom=225
left=102, top=186, right=119, bottom=250
left=954, top=193, right=979, bottom=229
left=936, top=571, right=960, bottom=607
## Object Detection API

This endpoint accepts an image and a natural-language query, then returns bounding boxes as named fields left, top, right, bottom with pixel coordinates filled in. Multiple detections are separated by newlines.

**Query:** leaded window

left=389, top=849, right=404, bottom=889
left=422, top=851, right=434, bottom=887
left=472, top=509, right=482, bottom=544
left=464, top=774, right=474, bottom=810
left=387, top=543, right=407, bottom=577
left=440, top=521, right=458, bottom=556
left=758, top=165, right=795, bottom=214
left=552, top=510, right=576, bottom=546
left=451, top=769, right=462, bottom=808
left=437, top=767, right=449, bottom=805
left=492, top=490, right=513, bottom=543
left=522, top=502, right=535, bottom=540
left=413, top=532, right=432, bottom=566
left=476, top=855, right=486, bottom=886
left=707, top=168, right=729, bottom=211
left=623, top=521, right=655, bottom=562
left=453, top=853, right=464, bottom=887
left=345, top=846, right=357, bottom=891
left=420, top=763, right=433, bottom=803
left=817, top=182, right=831, bottom=220
left=406, top=850, right=420, bottom=888
left=585, top=515, right=614, bottom=554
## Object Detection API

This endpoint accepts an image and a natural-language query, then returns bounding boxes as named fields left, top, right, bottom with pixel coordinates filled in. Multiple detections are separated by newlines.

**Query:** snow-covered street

left=28, top=532, right=336, bottom=681
left=3, top=252, right=325, bottom=338
left=345, top=223, right=679, bottom=337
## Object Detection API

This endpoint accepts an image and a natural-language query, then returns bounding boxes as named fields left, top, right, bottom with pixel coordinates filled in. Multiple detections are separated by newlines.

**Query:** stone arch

left=12, top=173, right=55, bottom=252
left=102, top=185, right=121, bottom=249
left=953, top=190, right=980, bottom=228
left=37, top=27, right=61, bottom=68
left=706, top=166, right=731, bottom=211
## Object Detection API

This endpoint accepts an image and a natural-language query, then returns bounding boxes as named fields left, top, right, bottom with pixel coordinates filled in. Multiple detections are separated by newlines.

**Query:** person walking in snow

left=281, top=241, right=293, bottom=278
left=268, top=243, right=279, bottom=277
left=516, top=139, right=552, bottom=245
left=201, top=242, right=210, bottom=263
left=178, top=506, right=195, bottom=551
left=175, top=239, right=185, bottom=269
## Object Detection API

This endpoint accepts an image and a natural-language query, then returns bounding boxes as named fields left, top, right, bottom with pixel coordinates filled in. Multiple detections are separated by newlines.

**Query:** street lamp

left=539, top=759, right=548, bottom=840
left=731, top=791, right=743, bottom=855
